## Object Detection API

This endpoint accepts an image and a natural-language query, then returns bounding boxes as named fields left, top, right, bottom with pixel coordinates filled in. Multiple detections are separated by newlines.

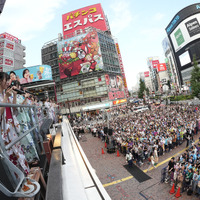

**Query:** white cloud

left=153, top=13, right=165, bottom=21
left=108, top=0, right=136, bottom=34
left=0, top=0, right=66, bottom=41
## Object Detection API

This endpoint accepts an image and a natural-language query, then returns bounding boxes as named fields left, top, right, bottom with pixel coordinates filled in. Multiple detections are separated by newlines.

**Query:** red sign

left=62, top=3, right=108, bottom=37
left=113, top=99, right=127, bottom=105
left=0, top=49, right=3, bottom=56
left=157, top=63, right=167, bottom=72
left=5, top=41, right=14, bottom=50
left=5, top=58, right=13, bottom=66
left=144, top=71, right=149, bottom=77
left=0, top=33, right=19, bottom=43
left=115, top=43, right=129, bottom=98
left=152, top=60, right=159, bottom=69
left=0, top=57, right=3, bottom=65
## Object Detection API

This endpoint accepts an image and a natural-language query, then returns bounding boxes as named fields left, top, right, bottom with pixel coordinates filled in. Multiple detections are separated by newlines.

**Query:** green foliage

left=138, top=78, right=146, bottom=98
left=146, top=87, right=150, bottom=96
left=169, top=95, right=193, bottom=101
left=190, top=56, right=200, bottom=97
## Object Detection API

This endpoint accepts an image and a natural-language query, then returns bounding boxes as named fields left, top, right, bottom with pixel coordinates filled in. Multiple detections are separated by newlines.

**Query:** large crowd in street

left=73, top=101, right=200, bottom=196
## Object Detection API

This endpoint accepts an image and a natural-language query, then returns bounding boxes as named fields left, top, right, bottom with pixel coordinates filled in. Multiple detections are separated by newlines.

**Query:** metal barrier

left=0, top=102, right=52, bottom=198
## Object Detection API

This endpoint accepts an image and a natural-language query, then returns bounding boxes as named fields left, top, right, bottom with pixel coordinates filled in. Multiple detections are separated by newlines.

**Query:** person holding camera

left=0, top=72, right=30, bottom=174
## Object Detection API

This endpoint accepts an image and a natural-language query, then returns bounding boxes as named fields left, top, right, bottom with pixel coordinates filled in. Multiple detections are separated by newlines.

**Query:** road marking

left=103, top=138, right=199, bottom=188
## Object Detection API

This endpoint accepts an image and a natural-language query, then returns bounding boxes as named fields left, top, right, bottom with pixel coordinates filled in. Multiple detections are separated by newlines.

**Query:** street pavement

left=79, top=132, right=200, bottom=200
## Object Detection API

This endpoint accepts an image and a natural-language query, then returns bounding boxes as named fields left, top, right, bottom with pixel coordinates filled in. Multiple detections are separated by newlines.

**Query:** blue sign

left=8, top=65, right=52, bottom=84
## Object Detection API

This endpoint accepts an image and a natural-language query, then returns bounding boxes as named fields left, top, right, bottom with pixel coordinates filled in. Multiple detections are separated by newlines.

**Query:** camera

left=8, top=81, right=25, bottom=95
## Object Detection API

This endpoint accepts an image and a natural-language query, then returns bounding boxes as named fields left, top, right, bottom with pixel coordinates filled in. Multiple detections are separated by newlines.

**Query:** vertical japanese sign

left=115, top=43, right=129, bottom=98
left=152, top=60, right=159, bottom=69
left=144, top=71, right=149, bottom=77
left=62, top=3, right=108, bottom=37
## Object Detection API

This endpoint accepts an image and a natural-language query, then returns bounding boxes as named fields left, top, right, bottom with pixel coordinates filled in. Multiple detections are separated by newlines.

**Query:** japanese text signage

left=0, top=56, right=14, bottom=67
left=113, top=99, right=127, bottom=105
left=157, top=63, right=167, bottom=72
left=152, top=60, right=159, bottom=69
left=62, top=3, right=108, bottom=36
left=115, top=43, right=129, bottom=98
left=144, top=71, right=149, bottom=77
left=0, top=32, right=19, bottom=43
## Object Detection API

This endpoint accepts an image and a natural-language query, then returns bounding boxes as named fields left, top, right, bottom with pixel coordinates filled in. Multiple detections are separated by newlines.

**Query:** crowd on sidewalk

left=0, top=72, right=58, bottom=176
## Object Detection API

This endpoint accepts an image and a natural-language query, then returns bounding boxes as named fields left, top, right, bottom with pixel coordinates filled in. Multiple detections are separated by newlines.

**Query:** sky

left=0, top=0, right=199, bottom=90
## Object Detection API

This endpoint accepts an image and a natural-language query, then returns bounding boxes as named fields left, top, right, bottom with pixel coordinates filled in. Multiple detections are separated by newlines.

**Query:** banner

left=144, top=71, right=149, bottom=77
left=58, top=30, right=103, bottom=79
left=157, top=63, right=167, bottom=72
left=105, top=74, right=125, bottom=100
left=0, top=32, right=19, bottom=43
left=113, top=99, right=127, bottom=105
left=62, top=3, right=108, bottom=37
left=152, top=60, right=159, bottom=69
left=115, top=43, right=129, bottom=98
left=0, top=56, right=14, bottom=67
left=7, top=65, right=52, bottom=85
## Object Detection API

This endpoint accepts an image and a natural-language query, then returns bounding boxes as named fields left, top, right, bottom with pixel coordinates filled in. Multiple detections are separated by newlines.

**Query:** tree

left=138, top=78, right=146, bottom=99
left=190, top=56, right=200, bottom=97
left=146, top=87, right=150, bottom=96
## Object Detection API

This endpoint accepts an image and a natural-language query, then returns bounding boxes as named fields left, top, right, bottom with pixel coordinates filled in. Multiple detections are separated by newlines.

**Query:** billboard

left=0, top=56, right=14, bottom=67
left=144, top=71, right=150, bottom=77
left=105, top=74, right=125, bottom=100
left=170, top=13, right=200, bottom=52
left=62, top=3, right=108, bottom=37
left=157, top=63, right=167, bottom=72
left=152, top=60, right=159, bottom=69
left=113, top=99, right=127, bottom=105
left=58, top=30, right=103, bottom=79
left=0, top=32, right=19, bottom=43
left=115, top=43, right=129, bottom=98
left=7, top=65, right=52, bottom=85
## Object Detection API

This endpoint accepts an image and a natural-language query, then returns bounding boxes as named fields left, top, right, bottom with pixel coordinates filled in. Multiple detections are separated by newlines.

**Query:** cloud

left=0, top=0, right=66, bottom=41
left=108, top=0, right=136, bottom=34
left=153, top=13, right=165, bottom=21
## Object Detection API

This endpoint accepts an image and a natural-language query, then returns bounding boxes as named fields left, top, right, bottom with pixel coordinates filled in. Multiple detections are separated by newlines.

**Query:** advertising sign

left=7, top=65, right=52, bottom=85
left=115, top=43, right=129, bottom=98
left=0, top=32, right=19, bottom=43
left=170, top=13, right=200, bottom=52
left=62, top=3, right=108, bottom=37
left=113, top=99, right=127, bottom=105
left=0, top=56, right=14, bottom=67
left=58, top=30, right=103, bottom=79
left=144, top=71, right=150, bottom=77
left=105, top=74, right=125, bottom=100
left=5, top=40, right=14, bottom=51
left=0, top=40, right=4, bottom=49
left=152, top=60, right=159, bottom=69
left=0, top=49, right=3, bottom=56
left=157, top=63, right=167, bottom=72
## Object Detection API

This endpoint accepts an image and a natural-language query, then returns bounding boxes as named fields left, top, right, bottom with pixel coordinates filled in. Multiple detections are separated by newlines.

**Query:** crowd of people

left=0, top=72, right=58, bottom=176
left=72, top=100, right=200, bottom=196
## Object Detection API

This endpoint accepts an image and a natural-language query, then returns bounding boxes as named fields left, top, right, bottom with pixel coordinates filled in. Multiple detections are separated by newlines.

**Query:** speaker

left=104, top=127, right=108, bottom=134
left=108, top=128, right=113, bottom=136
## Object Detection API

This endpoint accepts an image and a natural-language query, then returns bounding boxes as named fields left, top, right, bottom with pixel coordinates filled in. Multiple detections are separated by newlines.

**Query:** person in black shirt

left=167, top=157, right=175, bottom=182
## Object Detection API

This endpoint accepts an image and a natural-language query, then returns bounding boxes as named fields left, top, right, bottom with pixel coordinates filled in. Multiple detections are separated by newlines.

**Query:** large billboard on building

left=115, top=43, right=129, bottom=98
left=62, top=3, right=108, bottom=37
left=105, top=74, right=125, bottom=100
left=7, top=65, right=52, bottom=84
left=58, top=30, right=103, bottom=79
left=0, top=32, right=19, bottom=43
left=170, top=13, right=200, bottom=52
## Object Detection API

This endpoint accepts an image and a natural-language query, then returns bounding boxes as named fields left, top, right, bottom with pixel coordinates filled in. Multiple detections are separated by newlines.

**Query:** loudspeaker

left=108, top=128, right=113, bottom=136
left=104, top=127, right=108, bottom=134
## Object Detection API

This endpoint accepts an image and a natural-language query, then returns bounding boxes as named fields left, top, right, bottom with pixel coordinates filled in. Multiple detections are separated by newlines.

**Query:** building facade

left=0, top=32, right=25, bottom=72
left=165, top=3, right=200, bottom=88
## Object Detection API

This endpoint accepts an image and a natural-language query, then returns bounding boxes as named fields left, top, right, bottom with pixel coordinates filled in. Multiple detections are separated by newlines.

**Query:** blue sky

left=0, top=0, right=199, bottom=89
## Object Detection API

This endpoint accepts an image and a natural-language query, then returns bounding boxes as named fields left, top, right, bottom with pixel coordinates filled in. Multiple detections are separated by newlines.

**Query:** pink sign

left=62, top=3, right=108, bottom=37
left=152, top=60, right=159, bottom=69
left=0, top=33, right=19, bottom=43
left=144, top=71, right=149, bottom=77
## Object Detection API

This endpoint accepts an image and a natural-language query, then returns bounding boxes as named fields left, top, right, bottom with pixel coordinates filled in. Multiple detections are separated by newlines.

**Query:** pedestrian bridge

left=46, top=116, right=111, bottom=200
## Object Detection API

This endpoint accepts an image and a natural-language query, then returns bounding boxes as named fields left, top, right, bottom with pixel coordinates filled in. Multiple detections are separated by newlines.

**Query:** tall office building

left=42, top=3, right=129, bottom=113
left=0, top=32, right=25, bottom=72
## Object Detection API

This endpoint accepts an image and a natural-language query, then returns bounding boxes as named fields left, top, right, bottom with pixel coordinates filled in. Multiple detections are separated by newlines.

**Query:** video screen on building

left=170, top=13, right=200, bottom=52
left=58, top=30, right=103, bottom=79
left=7, top=65, right=52, bottom=85
left=105, top=74, right=125, bottom=100
left=179, top=51, right=191, bottom=66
